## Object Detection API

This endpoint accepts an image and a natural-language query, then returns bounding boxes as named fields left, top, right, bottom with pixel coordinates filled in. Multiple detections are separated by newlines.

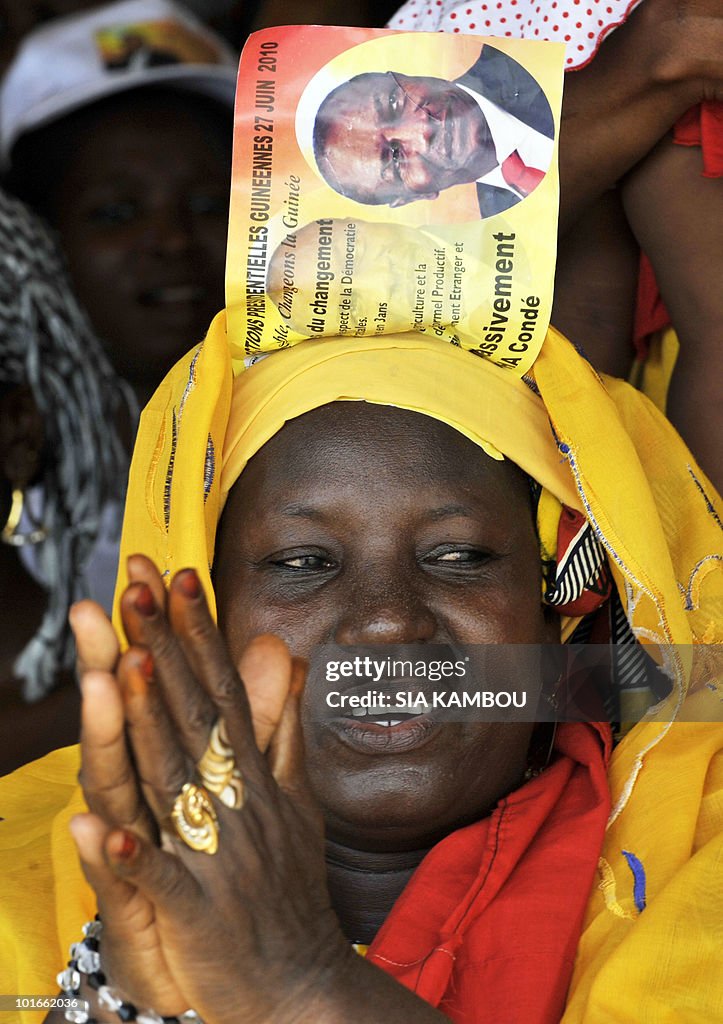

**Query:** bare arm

left=621, top=134, right=723, bottom=490
left=558, top=0, right=723, bottom=231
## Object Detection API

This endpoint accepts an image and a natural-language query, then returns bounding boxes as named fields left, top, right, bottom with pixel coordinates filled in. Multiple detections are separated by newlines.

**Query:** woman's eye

left=87, top=200, right=139, bottom=225
left=425, top=547, right=491, bottom=565
left=272, top=553, right=334, bottom=571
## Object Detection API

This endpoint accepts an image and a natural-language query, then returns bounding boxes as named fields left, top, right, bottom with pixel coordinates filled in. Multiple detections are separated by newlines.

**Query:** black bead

left=84, top=937, right=101, bottom=952
left=117, top=1003, right=137, bottom=1022
left=87, top=971, right=106, bottom=991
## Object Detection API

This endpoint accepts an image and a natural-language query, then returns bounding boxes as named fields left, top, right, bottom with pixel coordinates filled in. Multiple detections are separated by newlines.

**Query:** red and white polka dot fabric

left=387, top=0, right=644, bottom=70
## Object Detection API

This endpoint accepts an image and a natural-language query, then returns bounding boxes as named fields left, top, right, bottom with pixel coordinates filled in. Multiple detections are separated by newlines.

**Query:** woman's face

left=48, top=92, right=230, bottom=394
left=214, top=403, right=558, bottom=851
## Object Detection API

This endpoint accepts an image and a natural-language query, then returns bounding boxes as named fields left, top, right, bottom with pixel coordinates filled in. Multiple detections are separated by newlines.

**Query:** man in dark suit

left=312, top=45, right=554, bottom=216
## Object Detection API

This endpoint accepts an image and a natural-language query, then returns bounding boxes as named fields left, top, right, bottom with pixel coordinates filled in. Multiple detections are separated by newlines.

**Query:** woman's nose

left=333, top=571, right=437, bottom=645
left=142, top=202, right=195, bottom=256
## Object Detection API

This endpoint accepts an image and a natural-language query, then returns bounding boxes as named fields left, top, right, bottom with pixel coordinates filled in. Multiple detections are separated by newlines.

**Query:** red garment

left=367, top=722, right=611, bottom=1023
left=673, top=102, right=723, bottom=179
left=633, top=252, right=671, bottom=358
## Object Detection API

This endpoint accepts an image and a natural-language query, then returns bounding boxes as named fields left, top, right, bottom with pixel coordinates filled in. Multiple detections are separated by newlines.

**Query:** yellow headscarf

left=117, top=311, right=721, bottom=689
left=1, top=316, right=722, bottom=1022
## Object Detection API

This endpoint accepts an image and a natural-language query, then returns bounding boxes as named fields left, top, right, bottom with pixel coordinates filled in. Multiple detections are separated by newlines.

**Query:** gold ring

left=197, top=718, right=244, bottom=810
left=170, top=782, right=219, bottom=855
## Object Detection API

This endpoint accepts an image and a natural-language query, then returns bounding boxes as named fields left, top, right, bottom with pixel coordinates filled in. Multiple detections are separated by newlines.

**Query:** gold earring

left=1, top=487, right=47, bottom=546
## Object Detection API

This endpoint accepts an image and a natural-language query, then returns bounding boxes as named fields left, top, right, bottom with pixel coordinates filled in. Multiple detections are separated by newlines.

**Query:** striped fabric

left=544, top=506, right=611, bottom=615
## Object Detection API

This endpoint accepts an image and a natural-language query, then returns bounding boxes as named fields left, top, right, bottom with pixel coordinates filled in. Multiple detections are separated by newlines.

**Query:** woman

left=0, top=187, right=132, bottom=774
left=1, top=0, right=237, bottom=405
left=1, top=303, right=721, bottom=1022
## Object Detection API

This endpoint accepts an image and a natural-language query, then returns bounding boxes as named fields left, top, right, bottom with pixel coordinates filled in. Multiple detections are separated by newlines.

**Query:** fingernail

left=290, top=658, right=308, bottom=697
left=141, top=650, right=154, bottom=680
left=134, top=583, right=156, bottom=617
left=177, top=568, right=201, bottom=599
left=108, top=830, right=138, bottom=863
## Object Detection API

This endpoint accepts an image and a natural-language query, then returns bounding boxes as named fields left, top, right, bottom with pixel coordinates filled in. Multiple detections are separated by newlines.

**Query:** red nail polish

left=112, top=830, right=138, bottom=862
left=177, top=569, right=201, bottom=599
left=134, top=583, right=156, bottom=617
left=140, top=651, right=154, bottom=680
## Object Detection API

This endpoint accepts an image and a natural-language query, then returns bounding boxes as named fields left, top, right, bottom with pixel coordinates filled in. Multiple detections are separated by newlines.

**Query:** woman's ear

left=0, top=385, right=46, bottom=487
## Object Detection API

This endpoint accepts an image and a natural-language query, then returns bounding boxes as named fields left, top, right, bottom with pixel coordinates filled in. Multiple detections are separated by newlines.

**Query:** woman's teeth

left=348, top=705, right=428, bottom=726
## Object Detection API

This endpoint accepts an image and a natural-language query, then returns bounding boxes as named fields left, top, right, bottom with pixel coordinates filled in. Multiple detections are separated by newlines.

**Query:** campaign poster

left=226, top=26, right=564, bottom=376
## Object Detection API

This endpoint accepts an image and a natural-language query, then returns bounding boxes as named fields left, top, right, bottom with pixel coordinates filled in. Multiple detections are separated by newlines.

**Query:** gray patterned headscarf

left=0, top=188, right=136, bottom=700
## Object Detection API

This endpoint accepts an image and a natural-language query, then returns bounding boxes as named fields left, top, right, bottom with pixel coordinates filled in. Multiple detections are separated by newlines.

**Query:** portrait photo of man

left=312, top=44, right=555, bottom=217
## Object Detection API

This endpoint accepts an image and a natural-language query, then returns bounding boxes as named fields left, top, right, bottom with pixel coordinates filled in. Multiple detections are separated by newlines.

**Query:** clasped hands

left=69, top=555, right=352, bottom=1024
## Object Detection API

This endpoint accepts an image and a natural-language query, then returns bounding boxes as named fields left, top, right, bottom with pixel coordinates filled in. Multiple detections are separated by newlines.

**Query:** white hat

left=0, top=0, right=238, bottom=166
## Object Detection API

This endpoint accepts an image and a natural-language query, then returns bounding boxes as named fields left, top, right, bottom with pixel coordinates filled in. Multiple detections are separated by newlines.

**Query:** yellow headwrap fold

left=125, top=313, right=582, bottom=614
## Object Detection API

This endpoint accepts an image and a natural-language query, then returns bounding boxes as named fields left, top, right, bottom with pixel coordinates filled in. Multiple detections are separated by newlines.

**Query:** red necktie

left=501, top=150, right=545, bottom=196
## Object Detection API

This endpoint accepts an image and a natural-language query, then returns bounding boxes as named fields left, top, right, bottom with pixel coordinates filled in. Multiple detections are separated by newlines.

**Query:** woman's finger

left=104, top=827, right=204, bottom=934
left=167, top=569, right=254, bottom=727
left=69, top=814, right=147, bottom=928
left=71, top=815, right=187, bottom=1016
left=119, top=580, right=216, bottom=762
left=267, top=656, right=306, bottom=787
left=267, top=658, right=313, bottom=804
left=126, top=553, right=168, bottom=614
left=120, top=562, right=293, bottom=762
left=78, top=670, right=153, bottom=838
left=117, top=648, right=191, bottom=822
left=237, top=636, right=295, bottom=755
left=165, top=570, right=268, bottom=782
left=70, top=600, right=120, bottom=676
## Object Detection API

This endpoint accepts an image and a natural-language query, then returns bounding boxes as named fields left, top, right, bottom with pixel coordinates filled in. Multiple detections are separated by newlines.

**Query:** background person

left=0, top=188, right=131, bottom=775
left=1, top=0, right=237, bottom=404
left=313, top=45, right=554, bottom=214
